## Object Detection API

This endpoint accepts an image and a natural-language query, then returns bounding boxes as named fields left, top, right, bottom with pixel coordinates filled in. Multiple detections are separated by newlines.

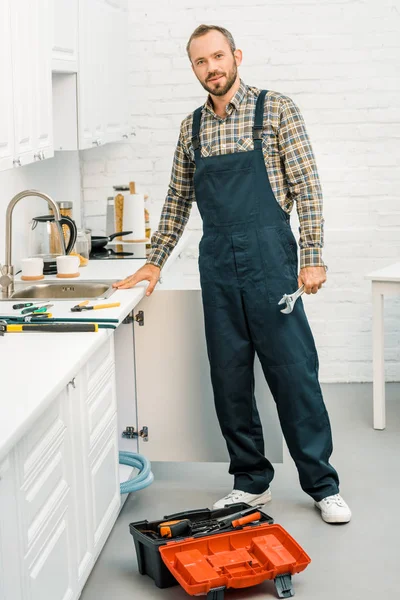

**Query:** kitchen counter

left=0, top=232, right=191, bottom=463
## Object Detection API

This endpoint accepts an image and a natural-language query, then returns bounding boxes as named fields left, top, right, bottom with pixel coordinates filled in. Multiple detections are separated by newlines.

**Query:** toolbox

left=129, top=503, right=311, bottom=598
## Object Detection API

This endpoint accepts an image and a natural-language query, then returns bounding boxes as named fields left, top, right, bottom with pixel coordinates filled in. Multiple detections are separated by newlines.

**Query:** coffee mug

left=21, top=257, right=44, bottom=280
left=56, top=254, right=80, bottom=278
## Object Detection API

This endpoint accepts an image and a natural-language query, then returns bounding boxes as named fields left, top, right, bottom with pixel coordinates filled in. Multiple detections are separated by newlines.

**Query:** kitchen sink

left=1, top=280, right=117, bottom=301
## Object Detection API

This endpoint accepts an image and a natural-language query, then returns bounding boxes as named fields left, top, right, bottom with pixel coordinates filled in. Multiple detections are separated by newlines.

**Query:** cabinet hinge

left=134, top=310, right=144, bottom=326
left=123, top=313, right=134, bottom=324
left=122, top=426, right=149, bottom=442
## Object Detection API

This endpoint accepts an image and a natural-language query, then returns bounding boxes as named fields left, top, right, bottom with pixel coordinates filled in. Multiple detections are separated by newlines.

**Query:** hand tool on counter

left=12, top=301, right=50, bottom=310
left=0, top=321, right=100, bottom=335
left=20, top=302, right=53, bottom=314
left=278, top=284, right=304, bottom=314
left=158, top=507, right=262, bottom=539
left=71, top=301, right=121, bottom=313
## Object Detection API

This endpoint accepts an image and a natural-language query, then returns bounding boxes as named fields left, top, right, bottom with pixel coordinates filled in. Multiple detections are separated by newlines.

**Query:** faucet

left=0, top=190, right=63, bottom=298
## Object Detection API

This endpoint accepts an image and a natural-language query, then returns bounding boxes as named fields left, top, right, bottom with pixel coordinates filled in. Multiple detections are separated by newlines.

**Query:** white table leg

left=372, top=284, right=385, bottom=429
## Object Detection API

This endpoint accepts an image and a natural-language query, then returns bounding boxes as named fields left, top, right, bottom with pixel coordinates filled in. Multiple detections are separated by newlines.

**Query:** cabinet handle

left=13, top=158, right=21, bottom=167
left=92, top=139, right=102, bottom=146
left=40, top=151, right=45, bottom=160
left=122, top=134, right=128, bottom=139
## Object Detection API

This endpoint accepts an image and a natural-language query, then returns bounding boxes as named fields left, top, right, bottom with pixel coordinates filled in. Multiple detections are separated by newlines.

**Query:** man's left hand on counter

left=112, top=264, right=161, bottom=295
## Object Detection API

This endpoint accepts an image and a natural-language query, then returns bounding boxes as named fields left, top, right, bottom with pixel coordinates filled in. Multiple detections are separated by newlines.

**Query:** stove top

left=90, top=242, right=147, bottom=260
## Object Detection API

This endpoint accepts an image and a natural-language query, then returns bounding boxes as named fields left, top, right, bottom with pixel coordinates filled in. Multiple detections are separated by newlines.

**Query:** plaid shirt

left=147, top=79, right=326, bottom=271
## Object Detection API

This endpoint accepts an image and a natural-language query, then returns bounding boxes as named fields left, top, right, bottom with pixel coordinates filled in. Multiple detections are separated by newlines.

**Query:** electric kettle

left=28, top=214, right=78, bottom=274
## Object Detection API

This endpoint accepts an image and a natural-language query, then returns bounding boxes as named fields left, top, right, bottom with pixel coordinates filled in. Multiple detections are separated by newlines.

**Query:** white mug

left=56, top=254, right=80, bottom=276
left=21, top=257, right=44, bottom=280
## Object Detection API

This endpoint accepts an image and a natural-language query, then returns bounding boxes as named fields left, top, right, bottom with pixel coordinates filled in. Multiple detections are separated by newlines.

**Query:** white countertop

left=0, top=232, right=191, bottom=463
left=365, top=262, right=400, bottom=282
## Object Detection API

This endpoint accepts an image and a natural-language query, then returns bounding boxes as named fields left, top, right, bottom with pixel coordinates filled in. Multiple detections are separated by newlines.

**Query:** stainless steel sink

left=1, top=280, right=117, bottom=301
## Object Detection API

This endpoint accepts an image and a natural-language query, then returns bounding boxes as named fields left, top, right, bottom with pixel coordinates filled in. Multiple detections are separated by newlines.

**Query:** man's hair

left=186, top=24, right=236, bottom=62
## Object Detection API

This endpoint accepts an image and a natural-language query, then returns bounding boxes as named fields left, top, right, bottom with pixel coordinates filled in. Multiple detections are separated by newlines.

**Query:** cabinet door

left=103, top=1, right=129, bottom=143
left=89, top=414, right=120, bottom=559
left=0, top=456, right=22, bottom=600
left=52, top=0, right=78, bottom=69
left=133, top=288, right=283, bottom=462
left=82, top=350, right=120, bottom=560
left=10, top=0, right=36, bottom=165
left=11, top=0, right=54, bottom=166
left=66, top=375, right=95, bottom=594
left=34, top=0, right=54, bottom=159
left=14, top=388, right=78, bottom=600
left=78, top=0, right=106, bottom=149
left=0, top=0, right=14, bottom=172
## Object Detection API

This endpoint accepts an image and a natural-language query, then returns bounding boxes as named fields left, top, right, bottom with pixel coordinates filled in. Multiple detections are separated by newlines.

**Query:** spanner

left=278, top=284, right=304, bottom=314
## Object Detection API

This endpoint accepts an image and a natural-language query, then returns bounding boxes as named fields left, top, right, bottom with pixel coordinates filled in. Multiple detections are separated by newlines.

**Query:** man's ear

left=234, top=49, right=243, bottom=67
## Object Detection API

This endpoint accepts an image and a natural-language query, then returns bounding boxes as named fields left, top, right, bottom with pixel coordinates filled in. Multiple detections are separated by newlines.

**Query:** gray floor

left=80, top=383, right=400, bottom=600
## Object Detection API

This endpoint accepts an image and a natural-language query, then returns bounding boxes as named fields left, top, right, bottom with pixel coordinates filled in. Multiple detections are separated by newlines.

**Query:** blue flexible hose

left=119, top=451, right=154, bottom=494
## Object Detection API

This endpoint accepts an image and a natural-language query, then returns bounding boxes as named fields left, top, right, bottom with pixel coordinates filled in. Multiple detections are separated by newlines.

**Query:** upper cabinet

left=0, top=0, right=54, bottom=172
left=0, top=0, right=130, bottom=171
left=78, top=0, right=130, bottom=149
left=0, top=0, right=14, bottom=172
left=52, top=0, right=79, bottom=71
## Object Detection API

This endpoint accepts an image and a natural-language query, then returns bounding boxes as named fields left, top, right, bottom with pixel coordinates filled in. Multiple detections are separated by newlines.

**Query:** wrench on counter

left=278, top=284, right=305, bottom=314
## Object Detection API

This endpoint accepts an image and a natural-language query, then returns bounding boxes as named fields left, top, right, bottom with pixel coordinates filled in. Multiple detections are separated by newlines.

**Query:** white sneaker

left=314, top=493, right=352, bottom=523
left=213, top=488, right=272, bottom=510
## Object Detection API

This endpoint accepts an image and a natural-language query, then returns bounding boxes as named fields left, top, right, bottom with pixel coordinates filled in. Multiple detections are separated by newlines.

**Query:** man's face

left=190, top=30, right=241, bottom=97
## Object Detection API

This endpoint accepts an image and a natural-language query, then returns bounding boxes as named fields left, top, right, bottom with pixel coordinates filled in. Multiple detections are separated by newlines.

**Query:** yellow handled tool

left=71, top=302, right=120, bottom=312
left=1, top=323, right=99, bottom=333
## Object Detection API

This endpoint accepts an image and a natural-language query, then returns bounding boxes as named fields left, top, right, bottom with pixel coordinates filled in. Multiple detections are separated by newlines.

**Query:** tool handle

left=158, top=519, right=191, bottom=539
left=232, top=511, right=261, bottom=528
left=12, top=303, right=34, bottom=309
left=7, top=323, right=99, bottom=333
left=93, top=302, right=121, bottom=310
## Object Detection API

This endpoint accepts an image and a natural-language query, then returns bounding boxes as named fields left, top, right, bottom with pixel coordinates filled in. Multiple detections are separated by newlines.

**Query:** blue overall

left=192, top=90, right=340, bottom=502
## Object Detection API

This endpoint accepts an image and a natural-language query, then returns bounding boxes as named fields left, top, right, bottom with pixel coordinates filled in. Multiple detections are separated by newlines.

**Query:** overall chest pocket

left=203, top=159, right=258, bottom=226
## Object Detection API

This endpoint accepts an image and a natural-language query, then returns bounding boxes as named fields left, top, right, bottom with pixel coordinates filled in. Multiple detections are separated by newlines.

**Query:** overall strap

left=253, top=90, right=268, bottom=149
left=191, top=106, right=203, bottom=161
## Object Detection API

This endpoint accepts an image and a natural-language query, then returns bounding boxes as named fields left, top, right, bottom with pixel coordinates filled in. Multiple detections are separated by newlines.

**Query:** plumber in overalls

left=114, top=24, right=351, bottom=524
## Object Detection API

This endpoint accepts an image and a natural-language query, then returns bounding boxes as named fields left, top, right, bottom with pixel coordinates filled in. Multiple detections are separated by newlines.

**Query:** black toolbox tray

left=129, top=502, right=274, bottom=589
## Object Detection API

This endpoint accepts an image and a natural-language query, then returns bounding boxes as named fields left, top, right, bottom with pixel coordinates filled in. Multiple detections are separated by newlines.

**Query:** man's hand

left=298, top=266, right=327, bottom=295
left=112, top=264, right=161, bottom=296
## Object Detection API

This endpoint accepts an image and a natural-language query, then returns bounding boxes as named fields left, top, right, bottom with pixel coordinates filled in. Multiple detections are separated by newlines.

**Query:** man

left=113, top=24, right=351, bottom=524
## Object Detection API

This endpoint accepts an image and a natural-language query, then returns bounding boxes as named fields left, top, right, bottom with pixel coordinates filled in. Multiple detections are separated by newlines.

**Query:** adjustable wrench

left=278, top=284, right=304, bottom=314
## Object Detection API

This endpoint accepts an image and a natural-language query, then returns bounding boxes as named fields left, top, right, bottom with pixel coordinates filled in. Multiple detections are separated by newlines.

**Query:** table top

left=365, top=262, right=400, bottom=282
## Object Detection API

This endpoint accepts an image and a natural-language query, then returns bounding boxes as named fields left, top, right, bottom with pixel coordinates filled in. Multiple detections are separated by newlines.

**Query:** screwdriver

left=13, top=301, right=49, bottom=310
left=21, top=303, right=53, bottom=314
left=158, top=508, right=262, bottom=539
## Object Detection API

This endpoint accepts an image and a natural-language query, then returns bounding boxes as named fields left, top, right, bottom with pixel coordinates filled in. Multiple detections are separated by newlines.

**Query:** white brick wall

left=81, top=0, right=400, bottom=383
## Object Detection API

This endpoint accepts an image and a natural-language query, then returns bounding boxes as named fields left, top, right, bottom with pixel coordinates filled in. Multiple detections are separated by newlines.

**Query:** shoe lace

left=323, top=494, right=345, bottom=507
left=225, top=489, right=245, bottom=501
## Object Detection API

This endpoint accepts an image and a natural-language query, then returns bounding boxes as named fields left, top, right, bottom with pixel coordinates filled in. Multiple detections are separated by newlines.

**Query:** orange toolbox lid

left=159, top=522, right=311, bottom=599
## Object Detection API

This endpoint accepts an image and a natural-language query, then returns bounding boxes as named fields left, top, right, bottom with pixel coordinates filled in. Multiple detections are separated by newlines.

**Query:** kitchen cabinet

left=52, top=0, right=79, bottom=71
left=0, top=456, right=22, bottom=600
left=78, top=0, right=130, bottom=148
left=116, top=264, right=283, bottom=465
left=33, top=0, right=54, bottom=160
left=0, top=340, right=120, bottom=600
left=14, top=388, right=77, bottom=600
left=0, top=0, right=15, bottom=172
left=8, top=0, right=54, bottom=169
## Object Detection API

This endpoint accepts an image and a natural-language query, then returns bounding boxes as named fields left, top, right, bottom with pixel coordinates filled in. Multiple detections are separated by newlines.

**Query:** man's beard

left=200, top=61, right=238, bottom=97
